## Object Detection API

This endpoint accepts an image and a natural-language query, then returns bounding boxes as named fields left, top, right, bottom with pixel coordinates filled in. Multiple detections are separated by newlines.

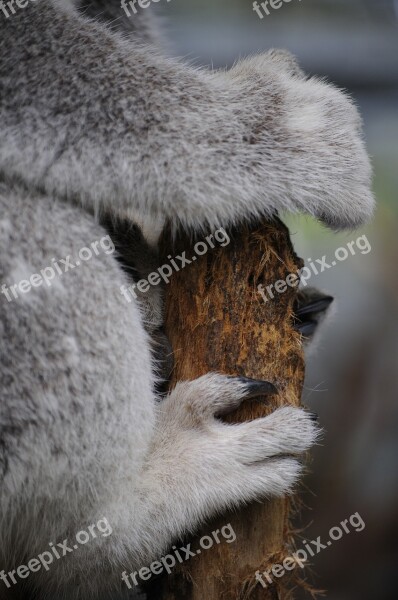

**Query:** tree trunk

left=148, top=218, right=305, bottom=600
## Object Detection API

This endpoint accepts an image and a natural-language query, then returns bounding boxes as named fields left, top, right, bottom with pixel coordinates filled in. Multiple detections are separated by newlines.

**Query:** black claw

left=293, top=320, right=318, bottom=337
left=308, top=411, right=319, bottom=423
left=237, top=377, right=278, bottom=398
left=295, top=296, right=334, bottom=318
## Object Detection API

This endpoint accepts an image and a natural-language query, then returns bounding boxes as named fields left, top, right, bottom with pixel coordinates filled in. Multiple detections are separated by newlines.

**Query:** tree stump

left=148, top=218, right=305, bottom=600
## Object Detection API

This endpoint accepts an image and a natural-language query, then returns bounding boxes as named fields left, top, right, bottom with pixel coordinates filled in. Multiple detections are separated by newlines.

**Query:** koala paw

left=227, top=51, right=375, bottom=230
left=152, top=374, right=320, bottom=515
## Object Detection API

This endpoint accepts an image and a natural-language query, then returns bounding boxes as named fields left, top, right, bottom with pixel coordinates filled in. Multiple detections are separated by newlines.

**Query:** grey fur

left=0, top=1, right=373, bottom=599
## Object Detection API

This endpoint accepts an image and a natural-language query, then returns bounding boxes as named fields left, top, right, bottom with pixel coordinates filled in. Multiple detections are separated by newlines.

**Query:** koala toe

left=220, top=406, right=321, bottom=463
left=166, top=373, right=278, bottom=424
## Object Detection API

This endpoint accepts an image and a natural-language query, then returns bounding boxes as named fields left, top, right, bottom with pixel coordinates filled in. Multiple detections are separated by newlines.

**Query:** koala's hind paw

left=151, top=374, right=321, bottom=514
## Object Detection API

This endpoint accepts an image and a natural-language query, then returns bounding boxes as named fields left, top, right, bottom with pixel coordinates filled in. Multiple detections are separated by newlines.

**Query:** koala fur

left=0, top=1, right=374, bottom=599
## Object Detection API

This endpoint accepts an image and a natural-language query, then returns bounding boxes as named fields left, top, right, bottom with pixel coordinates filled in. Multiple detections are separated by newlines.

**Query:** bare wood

left=149, top=219, right=305, bottom=600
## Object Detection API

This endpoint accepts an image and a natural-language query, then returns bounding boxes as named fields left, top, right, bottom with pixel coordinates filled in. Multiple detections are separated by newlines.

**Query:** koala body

left=0, top=1, right=374, bottom=599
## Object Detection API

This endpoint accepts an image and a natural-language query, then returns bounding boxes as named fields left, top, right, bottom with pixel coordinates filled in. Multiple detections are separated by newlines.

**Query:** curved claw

left=295, top=295, right=334, bottom=318
left=293, top=320, right=318, bottom=337
left=293, top=289, right=334, bottom=339
left=237, top=376, right=278, bottom=398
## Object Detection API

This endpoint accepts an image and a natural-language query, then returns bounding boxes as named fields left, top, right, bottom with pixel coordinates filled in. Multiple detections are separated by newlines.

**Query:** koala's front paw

left=155, top=374, right=320, bottom=513
left=228, top=51, right=374, bottom=230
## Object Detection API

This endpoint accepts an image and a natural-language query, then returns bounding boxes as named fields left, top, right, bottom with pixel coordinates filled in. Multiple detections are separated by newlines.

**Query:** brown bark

left=148, top=219, right=305, bottom=600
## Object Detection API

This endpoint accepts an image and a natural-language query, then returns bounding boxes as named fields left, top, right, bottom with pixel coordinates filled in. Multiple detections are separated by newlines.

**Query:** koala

left=0, top=1, right=374, bottom=599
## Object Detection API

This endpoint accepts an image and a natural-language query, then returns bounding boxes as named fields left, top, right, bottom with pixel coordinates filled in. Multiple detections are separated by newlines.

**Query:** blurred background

left=156, top=1, right=398, bottom=598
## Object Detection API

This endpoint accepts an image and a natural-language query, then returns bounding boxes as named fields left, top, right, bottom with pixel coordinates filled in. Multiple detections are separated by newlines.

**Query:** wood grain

left=148, top=218, right=305, bottom=600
